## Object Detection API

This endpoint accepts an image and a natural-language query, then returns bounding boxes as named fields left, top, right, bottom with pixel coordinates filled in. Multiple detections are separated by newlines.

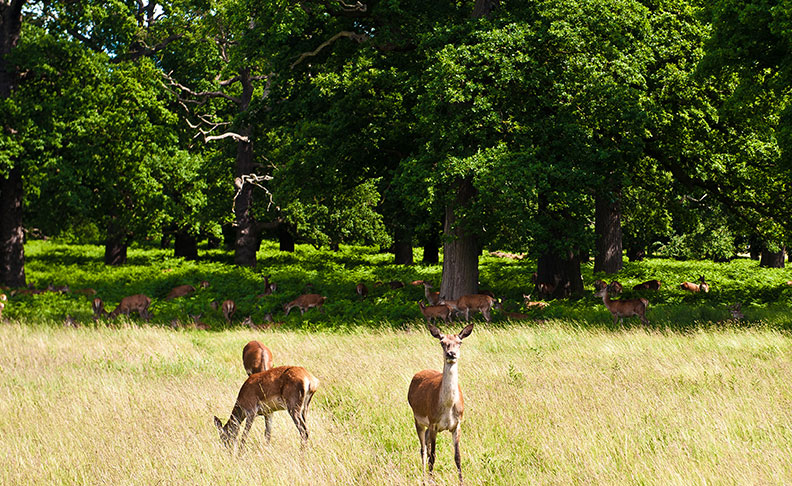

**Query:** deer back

left=242, top=341, right=274, bottom=375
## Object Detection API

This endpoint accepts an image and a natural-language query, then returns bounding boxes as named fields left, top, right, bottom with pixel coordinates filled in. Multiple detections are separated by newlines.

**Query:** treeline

left=0, top=0, right=790, bottom=299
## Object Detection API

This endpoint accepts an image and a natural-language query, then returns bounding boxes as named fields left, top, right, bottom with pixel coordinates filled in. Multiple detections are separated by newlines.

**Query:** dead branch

left=290, top=31, right=369, bottom=69
left=338, top=0, right=367, bottom=12
left=233, top=174, right=278, bottom=218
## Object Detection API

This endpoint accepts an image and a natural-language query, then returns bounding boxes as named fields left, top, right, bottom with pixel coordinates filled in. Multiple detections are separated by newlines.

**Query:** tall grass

left=2, top=322, right=792, bottom=485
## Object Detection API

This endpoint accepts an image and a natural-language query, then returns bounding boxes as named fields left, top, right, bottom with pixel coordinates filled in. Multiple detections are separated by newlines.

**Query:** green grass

left=3, top=322, right=792, bottom=485
left=4, top=239, right=792, bottom=329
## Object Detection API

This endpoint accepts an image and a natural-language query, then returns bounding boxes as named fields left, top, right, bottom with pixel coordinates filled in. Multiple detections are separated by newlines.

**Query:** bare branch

left=162, top=71, right=243, bottom=105
left=290, top=31, right=369, bottom=70
left=338, top=0, right=367, bottom=12
left=233, top=174, right=278, bottom=218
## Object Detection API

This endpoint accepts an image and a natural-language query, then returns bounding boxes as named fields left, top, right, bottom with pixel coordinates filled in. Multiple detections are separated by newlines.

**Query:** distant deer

left=502, top=310, right=532, bottom=320
left=408, top=323, right=474, bottom=486
left=108, top=294, right=152, bottom=321
left=444, top=294, right=501, bottom=322
left=594, top=286, right=648, bottom=325
left=91, top=297, right=107, bottom=321
left=607, top=280, right=623, bottom=295
left=422, top=282, right=441, bottom=305
left=262, top=275, right=277, bottom=295
left=0, top=293, right=6, bottom=320
left=417, top=301, right=451, bottom=324
left=213, top=366, right=319, bottom=449
left=188, top=314, right=209, bottom=330
left=522, top=294, right=549, bottom=310
left=242, top=340, right=274, bottom=375
left=165, top=284, right=195, bottom=300
left=222, top=300, right=236, bottom=323
left=681, top=276, right=709, bottom=293
left=728, top=303, right=745, bottom=321
left=199, top=280, right=210, bottom=288
left=633, top=279, right=662, bottom=291
left=356, top=283, right=369, bottom=300
left=283, top=294, right=327, bottom=316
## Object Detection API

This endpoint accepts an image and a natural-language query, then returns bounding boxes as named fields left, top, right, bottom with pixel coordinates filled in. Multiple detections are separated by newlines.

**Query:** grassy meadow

left=3, top=241, right=792, bottom=485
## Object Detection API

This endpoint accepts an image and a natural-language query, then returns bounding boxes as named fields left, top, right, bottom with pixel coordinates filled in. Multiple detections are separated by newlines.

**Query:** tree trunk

left=537, top=249, right=584, bottom=299
left=421, top=223, right=441, bottom=264
left=278, top=222, right=295, bottom=252
left=0, top=2, right=27, bottom=287
left=174, top=231, right=198, bottom=260
left=439, top=177, right=479, bottom=301
left=393, top=226, right=414, bottom=265
left=104, top=235, right=128, bottom=266
left=593, top=189, right=623, bottom=274
left=760, top=246, right=785, bottom=268
left=0, top=167, right=25, bottom=286
left=233, top=69, right=260, bottom=267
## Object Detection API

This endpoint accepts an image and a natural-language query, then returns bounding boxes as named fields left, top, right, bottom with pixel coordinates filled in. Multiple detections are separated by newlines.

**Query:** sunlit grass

left=2, top=321, right=792, bottom=485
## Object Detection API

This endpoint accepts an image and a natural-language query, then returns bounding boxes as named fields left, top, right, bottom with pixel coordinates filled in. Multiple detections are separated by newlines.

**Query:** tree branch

left=290, top=31, right=369, bottom=69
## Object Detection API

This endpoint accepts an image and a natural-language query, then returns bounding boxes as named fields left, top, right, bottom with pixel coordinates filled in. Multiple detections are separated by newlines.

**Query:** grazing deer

left=165, top=284, right=195, bottom=300
left=522, top=294, right=549, bottom=310
left=417, top=301, right=451, bottom=324
left=450, top=294, right=501, bottom=322
left=243, top=341, right=274, bottom=375
left=213, top=366, right=320, bottom=449
left=0, top=293, right=6, bottom=320
left=633, top=279, right=662, bottom=291
left=422, top=282, right=441, bottom=306
left=408, top=323, right=474, bottom=486
left=91, top=297, right=107, bottom=321
left=283, top=294, right=327, bottom=316
left=356, top=283, right=369, bottom=299
left=108, top=294, right=152, bottom=321
left=222, top=300, right=236, bottom=323
left=681, top=276, right=709, bottom=293
left=594, top=286, right=648, bottom=325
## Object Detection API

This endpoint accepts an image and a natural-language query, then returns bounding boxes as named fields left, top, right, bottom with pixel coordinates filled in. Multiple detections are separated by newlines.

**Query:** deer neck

left=439, top=360, right=460, bottom=408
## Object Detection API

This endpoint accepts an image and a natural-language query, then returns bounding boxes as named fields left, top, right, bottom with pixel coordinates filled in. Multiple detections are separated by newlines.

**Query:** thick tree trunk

left=593, top=189, right=623, bottom=274
left=439, top=177, right=479, bottom=301
left=174, top=231, right=198, bottom=260
left=0, top=167, right=25, bottom=286
left=0, top=2, right=27, bottom=287
left=233, top=69, right=260, bottom=267
left=278, top=222, right=295, bottom=252
left=760, top=246, right=785, bottom=268
left=393, top=226, right=413, bottom=265
left=104, top=235, right=128, bottom=266
left=537, top=249, right=584, bottom=299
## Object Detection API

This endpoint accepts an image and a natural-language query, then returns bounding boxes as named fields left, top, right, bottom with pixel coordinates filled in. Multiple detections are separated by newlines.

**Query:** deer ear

left=458, top=323, right=474, bottom=340
left=426, top=323, right=443, bottom=339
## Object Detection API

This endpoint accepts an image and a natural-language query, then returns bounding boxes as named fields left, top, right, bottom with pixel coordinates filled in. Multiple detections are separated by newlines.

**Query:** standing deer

left=213, top=366, right=319, bottom=449
left=222, top=300, right=236, bottom=323
left=355, top=283, right=369, bottom=300
left=422, top=282, right=441, bottom=306
left=242, top=340, right=274, bottom=375
left=417, top=301, right=451, bottom=324
left=594, top=286, right=648, bottom=325
left=408, top=323, right=474, bottom=486
left=283, top=294, right=327, bottom=316
left=681, top=276, right=709, bottom=293
left=445, top=294, right=501, bottom=322
left=165, top=284, right=195, bottom=300
left=91, top=297, right=107, bottom=321
left=108, top=294, right=152, bottom=321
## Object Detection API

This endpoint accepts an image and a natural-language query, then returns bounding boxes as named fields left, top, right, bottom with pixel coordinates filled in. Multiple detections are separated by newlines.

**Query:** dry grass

left=2, top=321, right=792, bottom=485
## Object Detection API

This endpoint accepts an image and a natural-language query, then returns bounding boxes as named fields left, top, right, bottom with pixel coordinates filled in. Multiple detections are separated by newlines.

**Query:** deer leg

left=289, top=404, right=309, bottom=443
left=426, top=428, right=437, bottom=473
left=452, top=426, right=463, bottom=485
left=263, top=412, right=273, bottom=444
left=238, top=411, right=256, bottom=452
left=415, top=421, right=427, bottom=477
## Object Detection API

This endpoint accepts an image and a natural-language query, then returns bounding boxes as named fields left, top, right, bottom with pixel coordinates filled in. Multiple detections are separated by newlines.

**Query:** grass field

left=3, top=321, right=792, bottom=485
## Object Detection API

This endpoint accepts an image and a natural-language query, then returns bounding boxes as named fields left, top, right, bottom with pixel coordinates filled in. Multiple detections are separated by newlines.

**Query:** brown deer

left=408, top=323, right=474, bottom=486
left=681, top=276, right=709, bottom=293
left=633, top=279, right=662, bottom=291
left=222, top=300, right=236, bottom=323
left=522, top=294, right=550, bottom=310
left=108, top=294, right=152, bottom=321
left=355, top=283, right=369, bottom=299
left=502, top=311, right=532, bottom=320
left=451, top=294, right=501, bottom=322
left=594, top=286, right=648, bottom=325
left=188, top=314, right=209, bottom=330
left=417, top=301, right=451, bottom=324
left=165, top=284, right=195, bottom=300
left=213, top=366, right=320, bottom=449
left=72, top=287, right=97, bottom=296
left=199, top=280, right=211, bottom=288
left=262, top=275, right=277, bottom=295
left=91, top=297, right=107, bottom=321
left=607, top=280, right=623, bottom=295
left=242, top=341, right=274, bottom=375
left=283, top=294, right=327, bottom=316
left=422, top=282, right=441, bottom=306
